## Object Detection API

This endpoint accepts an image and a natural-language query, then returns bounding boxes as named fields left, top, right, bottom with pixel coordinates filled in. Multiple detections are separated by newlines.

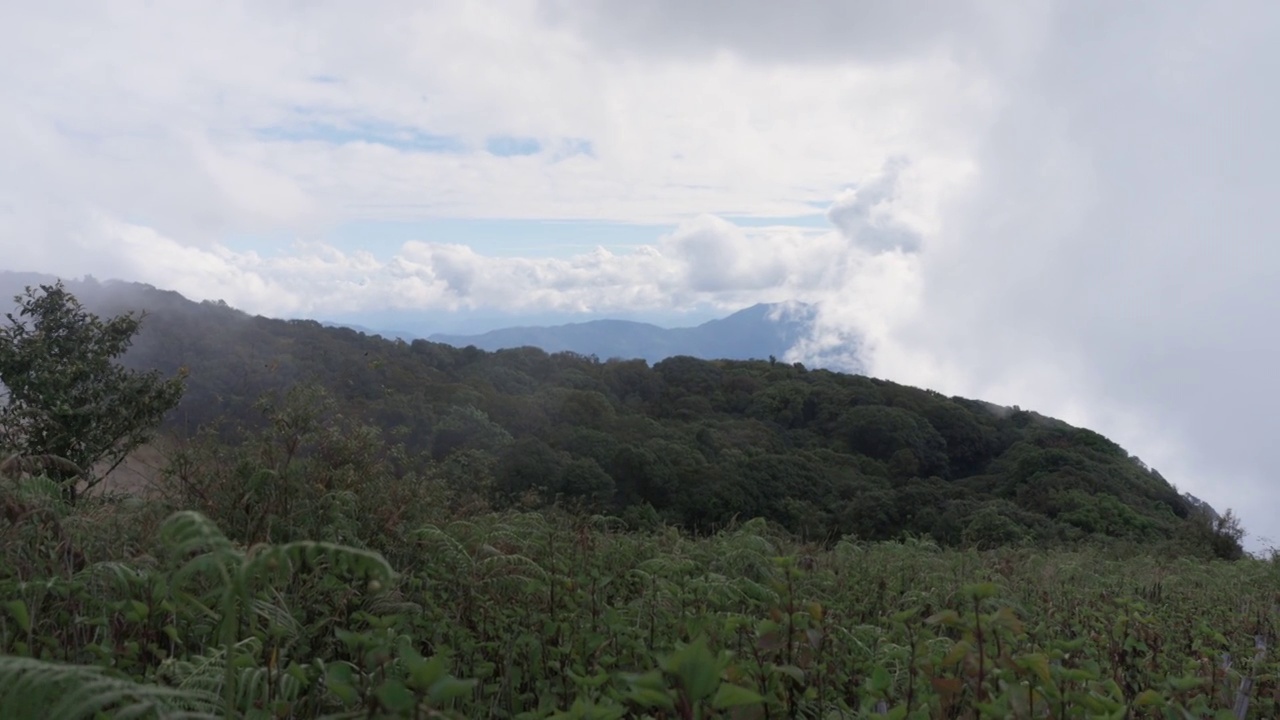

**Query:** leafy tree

left=962, top=503, right=1031, bottom=549
left=430, top=405, right=512, bottom=460
left=840, top=405, right=949, bottom=478
left=0, top=282, right=185, bottom=503
left=557, top=457, right=615, bottom=506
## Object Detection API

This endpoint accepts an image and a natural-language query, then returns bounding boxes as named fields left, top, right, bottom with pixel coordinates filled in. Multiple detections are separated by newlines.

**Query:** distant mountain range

left=319, top=322, right=419, bottom=343
left=428, top=302, right=837, bottom=366
left=0, top=271, right=842, bottom=368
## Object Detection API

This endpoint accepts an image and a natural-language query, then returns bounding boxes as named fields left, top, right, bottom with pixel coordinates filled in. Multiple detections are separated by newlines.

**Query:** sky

left=2, top=2, right=1279, bottom=547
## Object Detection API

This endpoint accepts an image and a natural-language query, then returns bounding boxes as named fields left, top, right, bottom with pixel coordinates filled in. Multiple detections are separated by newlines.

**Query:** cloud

left=826, top=158, right=923, bottom=254
left=0, top=1, right=984, bottom=237
left=2, top=162, right=928, bottom=332
left=537, top=0, right=1047, bottom=67
left=798, top=1, right=1280, bottom=548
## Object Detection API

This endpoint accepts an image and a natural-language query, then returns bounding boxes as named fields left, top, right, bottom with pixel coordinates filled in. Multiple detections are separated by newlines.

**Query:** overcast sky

left=3, top=1, right=1278, bottom=547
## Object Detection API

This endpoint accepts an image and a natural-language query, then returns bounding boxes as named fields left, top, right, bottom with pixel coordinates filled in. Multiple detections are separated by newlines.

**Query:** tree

left=0, top=282, right=185, bottom=503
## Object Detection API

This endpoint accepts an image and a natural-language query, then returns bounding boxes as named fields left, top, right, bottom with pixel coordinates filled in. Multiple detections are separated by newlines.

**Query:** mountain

left=319, top=321, right=418, bottom=343
left=0, top=270, right=1241, bottom=557
left=429, top=302, right=836, bottom=367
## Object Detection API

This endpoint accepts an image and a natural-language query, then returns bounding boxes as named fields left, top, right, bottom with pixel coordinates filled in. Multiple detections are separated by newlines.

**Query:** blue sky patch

left=327, top=218, right=672, bottom=258
left=220, top=214, right=833, bottom=260
left=219, top=218, right=671, bottom=259
left=255, top=121, right=467, bottom=153
left=553, top=138, right=595, bottom=160
left=485, top=135, right=542, bottom=156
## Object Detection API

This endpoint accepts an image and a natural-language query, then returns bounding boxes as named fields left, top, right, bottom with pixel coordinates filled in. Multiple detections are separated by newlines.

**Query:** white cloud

left=0, top=2, right=987, bottom=233
left=826, top=159, right=924, bottom=254
left=804, top=1, right=1280, bottom=548
left=52, top=201, right=902, bottom=323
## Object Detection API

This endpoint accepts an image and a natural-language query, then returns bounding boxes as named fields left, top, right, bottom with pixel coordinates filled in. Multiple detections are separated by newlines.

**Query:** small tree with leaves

left=0, top=281, right=185, bottom=503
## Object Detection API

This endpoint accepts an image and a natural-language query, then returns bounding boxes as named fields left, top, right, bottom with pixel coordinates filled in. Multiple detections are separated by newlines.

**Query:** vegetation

left=0, top=281, right=185, bottom=503
left=11, top=274, right=1236, bottom=559
left=0, top=280, right=1271, bottom=718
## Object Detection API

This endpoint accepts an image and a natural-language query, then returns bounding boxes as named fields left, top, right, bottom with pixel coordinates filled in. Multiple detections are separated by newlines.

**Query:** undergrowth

left=2, top=467, right=1279, bottom=718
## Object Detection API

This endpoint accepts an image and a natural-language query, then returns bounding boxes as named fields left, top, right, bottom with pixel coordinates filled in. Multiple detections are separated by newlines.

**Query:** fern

left=156, top=638, right=307, bottom=715
left=0, top=654, right=218, bottom=719
left=154, top=510, right=394, bottom=716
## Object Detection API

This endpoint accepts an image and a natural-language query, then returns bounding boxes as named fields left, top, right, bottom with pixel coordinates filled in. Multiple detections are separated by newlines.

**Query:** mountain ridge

left=0, top=269, right=1239, bottom=556
left=429, top=301, right=834, bottom=367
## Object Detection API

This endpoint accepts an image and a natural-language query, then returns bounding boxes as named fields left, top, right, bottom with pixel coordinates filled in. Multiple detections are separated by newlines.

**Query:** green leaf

left=1132, top=689, right=1164, bottom=707
left=869, top=665, right=892, bottom=694
left=891, top=608, right=919, bottom=624
left=1015, top=653, right=1051, bottom=684
left=925, top=610, right=959, bottom=626
left=962, top=582, right=999, bottom=601
left=622, top=671, right=675, bottom=709
left=712, top=683, right=764, bottom=709
left=325, top=663, right=360, bottom=704
left=1165, top=676, right=1206, bottom=692
left=773, top=664, right=805, bottom=684
left=4, top=601, right=30, bottom=633
left=132, top=600, right=150, bottom=618
left=408, top=653, right=447, bottom=691
left=376, top=678, right=416, bottom=713
left=429, top=676, right=478, bottom=705
left=662, top=638, right=721, bottom=703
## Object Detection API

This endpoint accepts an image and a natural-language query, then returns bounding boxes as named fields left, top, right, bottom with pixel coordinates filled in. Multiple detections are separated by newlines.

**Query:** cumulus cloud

left=536, top=0, right=1280, bottom=547
left=33, top=195, right=916, bottom=323
left=826, top=159, right=923, bottom=254
left=795, top=1, right=1280, bottom=548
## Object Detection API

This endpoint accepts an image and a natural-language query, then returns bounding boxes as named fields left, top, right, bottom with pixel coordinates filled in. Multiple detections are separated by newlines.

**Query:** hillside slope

left=0, top=272, right=1239, bottom=557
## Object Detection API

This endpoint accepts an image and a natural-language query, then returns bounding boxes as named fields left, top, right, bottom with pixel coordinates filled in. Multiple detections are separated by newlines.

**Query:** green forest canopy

left=0, top=275, right=1245, bottom=558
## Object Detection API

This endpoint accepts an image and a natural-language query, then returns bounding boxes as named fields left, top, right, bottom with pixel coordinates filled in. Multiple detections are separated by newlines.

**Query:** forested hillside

left=0, top=277, right=1268, bottom=719
left=0, top=273, right=1240, bottom=558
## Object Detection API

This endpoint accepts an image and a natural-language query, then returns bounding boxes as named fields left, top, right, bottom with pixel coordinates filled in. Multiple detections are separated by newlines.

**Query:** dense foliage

left=0, top=282, right=185, bottom=503
left=40, top=276, right=1236, bottom=559
left=0, top=481, right=1277, bottom=718
left=0, top=279, right=1270, bottom=718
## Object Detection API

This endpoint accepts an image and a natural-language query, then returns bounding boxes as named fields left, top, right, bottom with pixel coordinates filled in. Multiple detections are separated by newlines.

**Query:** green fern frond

left=476, top=554, right=548, bottom=584
left=159, top=511, right=235, bottom=559
left=3, top=473, right=64, bottom=507
left=244, top=540, right=393, bottom=588
left=249, top=596, right=301, bottom=642
left=0, top=654, right=218, bottom=719
left=0, top=454, right=84, bottom=482
left=362, top=590, right=422, bottom=616
left=587, top=514, right=628, bottom=533
left=443, top=519, right=480, bottom=539
left=83, top=560, right=148, bottom=595
left=156, top=638, right=307, bottom=712
left=411, top=525, right=472, bottom=570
